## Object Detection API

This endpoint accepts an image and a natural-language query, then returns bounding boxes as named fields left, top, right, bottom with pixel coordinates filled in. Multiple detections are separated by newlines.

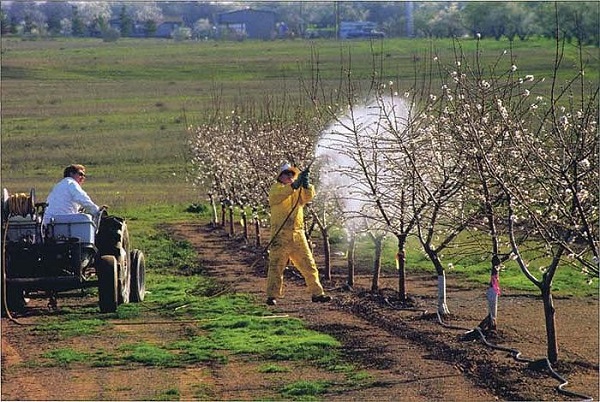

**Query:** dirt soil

left=2, top=222, right=598, bottom=401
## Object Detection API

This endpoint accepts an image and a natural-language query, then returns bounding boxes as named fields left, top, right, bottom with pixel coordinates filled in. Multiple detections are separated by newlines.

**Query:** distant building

left=155, top=20, right=183, bottom=38
left=216, top=8, right=276, bottom=40
left=108, top=17, right=183, bottom=38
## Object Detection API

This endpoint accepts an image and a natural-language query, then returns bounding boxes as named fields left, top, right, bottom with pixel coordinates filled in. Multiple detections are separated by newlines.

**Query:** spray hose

left=374, top=294, right=591, bottom=400
left=1, top=219, right=28, bottom=326
left=437, top=312, right=593, bottom=401
left=6, top=193, right=35, bottom=217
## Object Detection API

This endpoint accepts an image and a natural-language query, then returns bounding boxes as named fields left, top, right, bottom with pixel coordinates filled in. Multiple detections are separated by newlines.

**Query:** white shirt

left=42, top=177, right=99, bottom=225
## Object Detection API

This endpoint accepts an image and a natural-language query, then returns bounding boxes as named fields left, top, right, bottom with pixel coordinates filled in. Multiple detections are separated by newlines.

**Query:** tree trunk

left=209, top=193, right=218, bottom=226
left=347, top=233, right=356, bottom=288
left=322, top=232, right=331, bottom=281
left=437, top=272, right=450, bottom=315
left=253, top=211, right=261, bottom=248
left=542, top=279, right=559, bottom=363
left=424, top=246, right=450, bottom=315
left=371, top=236, right=383, bottom=292
left=228, top=205, right=234, bottom=236
left=396, top=235, right=407, bottom=302
left=241, top=209, right=248, bottom=242
left=481, top=261, right=501, bottom=332
left=220, top=203, right=226, bottom=228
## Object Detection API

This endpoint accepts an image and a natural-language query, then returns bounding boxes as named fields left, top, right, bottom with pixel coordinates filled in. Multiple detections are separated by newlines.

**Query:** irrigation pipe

left=434, top=311, right=593, bottom=401
left=369, top=287, right=592, bottom=400
left=367, top=292, right=591, bottom=400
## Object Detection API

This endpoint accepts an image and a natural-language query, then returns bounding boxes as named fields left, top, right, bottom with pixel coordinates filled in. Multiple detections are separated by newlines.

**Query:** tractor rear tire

left=129, top=249, right=146, bottom=302
left=96, top=216, right=130, bottom=305
left=1, top=287, right=26, bottom=316
left=97, top=255, right=118, bottom=313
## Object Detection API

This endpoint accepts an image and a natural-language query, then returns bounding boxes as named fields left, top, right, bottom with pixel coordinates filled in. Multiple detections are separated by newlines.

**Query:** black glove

left=291, top=178, right=301, bottom=189
left=301, top=170, right=310, bottom=188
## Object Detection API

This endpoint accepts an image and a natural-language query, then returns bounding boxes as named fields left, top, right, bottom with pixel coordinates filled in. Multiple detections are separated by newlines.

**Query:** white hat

left=279, top=162, right=300, bottom=177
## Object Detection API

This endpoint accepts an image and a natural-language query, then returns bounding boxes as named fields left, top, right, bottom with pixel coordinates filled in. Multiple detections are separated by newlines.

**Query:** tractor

left=1, top=188, right=145, bottom=314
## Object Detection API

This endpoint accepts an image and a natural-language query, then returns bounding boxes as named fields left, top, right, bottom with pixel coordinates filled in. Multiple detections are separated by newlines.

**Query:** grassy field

left=2, top=36, right=596, bottom=208
left=2, top=36, right=597, bottom=296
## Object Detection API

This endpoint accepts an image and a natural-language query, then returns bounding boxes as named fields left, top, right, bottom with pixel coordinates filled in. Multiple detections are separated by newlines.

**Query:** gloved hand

left=291, top=178, right=302, bottom=189
left=300, top=170, right=310, bottom=188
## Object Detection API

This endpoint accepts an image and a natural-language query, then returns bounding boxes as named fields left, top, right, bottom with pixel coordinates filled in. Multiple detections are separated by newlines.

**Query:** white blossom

left=578, top=158, right=590, bottom=169
left=559, top=115, right=568, bottom=125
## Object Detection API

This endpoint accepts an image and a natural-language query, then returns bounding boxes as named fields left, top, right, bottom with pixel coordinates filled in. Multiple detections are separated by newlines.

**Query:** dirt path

left=183, top=223, right=496, bottom=401
left=174, top=223, right=599, bottom=401
left=2, top=222, right=598, bottom=401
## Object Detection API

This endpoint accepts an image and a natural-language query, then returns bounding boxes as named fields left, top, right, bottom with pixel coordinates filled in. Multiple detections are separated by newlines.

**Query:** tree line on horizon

left=1, top=1, right=597, bottom=45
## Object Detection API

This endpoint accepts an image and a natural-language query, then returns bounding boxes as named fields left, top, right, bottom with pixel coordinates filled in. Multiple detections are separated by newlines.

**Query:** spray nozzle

left=302, top=159, right=315, bottom=174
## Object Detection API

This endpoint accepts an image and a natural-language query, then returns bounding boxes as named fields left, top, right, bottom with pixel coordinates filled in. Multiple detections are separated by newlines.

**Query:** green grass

left=34, top=316, right=107, bottom=338
left=42, top=348, right=92, bottom=366
left=155, top=388, right=180, bottom=401
left=33, top=222, right=343, bottom=371
left=280, top=380, right=331, bottom=400
left=335, top=231, right=598, bottom=297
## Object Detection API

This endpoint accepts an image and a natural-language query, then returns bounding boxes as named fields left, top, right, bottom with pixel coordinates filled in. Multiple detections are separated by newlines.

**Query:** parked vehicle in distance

left=345, top=29, right=385, bottom=39
left=339, top=21, right=385, bottom=39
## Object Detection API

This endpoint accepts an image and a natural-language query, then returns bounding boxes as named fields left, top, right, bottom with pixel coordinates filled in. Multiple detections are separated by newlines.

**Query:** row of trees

left=188, top=29, right=598, bottom=364
left=1, top=1, right=598, bottom=44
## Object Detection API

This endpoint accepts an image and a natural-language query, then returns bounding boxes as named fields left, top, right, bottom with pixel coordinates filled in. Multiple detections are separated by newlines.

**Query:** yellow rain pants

left=266, top=181, right=325, bottom=298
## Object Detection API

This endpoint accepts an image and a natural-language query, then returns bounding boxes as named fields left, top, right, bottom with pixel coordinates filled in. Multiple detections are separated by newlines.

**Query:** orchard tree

left=501, top=44, right=597, bottom=363
left=426, top=2, right=464, bottom=39
left=70, top=1, right=111, bottom=36
left=1, top=8, right=10, bottom=35
left=419, top=39, right=539, bottom=330
left=118, top=5, right=133, bottom=37
left=131, top=2, right=163, bottom=37
left=192, top=18, right=213, bottom=40
left=434, top=24, right=598, bottom=361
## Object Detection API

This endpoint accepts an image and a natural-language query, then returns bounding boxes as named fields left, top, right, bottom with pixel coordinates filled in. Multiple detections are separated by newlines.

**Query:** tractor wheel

left=97, top=255, right=118, bottom=313
left=129, top=249, right=146, bottom=302
left=1, top=286, right=26, bottom=316
left=97, top=216, right=130, bottom=305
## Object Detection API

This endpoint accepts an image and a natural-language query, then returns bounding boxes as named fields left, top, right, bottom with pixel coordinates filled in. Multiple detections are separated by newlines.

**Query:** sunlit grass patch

left=120, top=342, right=178, bottom=367
left=41, top=347, right=119, bottom=368
left=34, top=317, right=106, bottom=338
left=116, top=303, right=142, bottom=319
left=200, top=314, right=341, bottom=362
left=42, top=348, right=91, bottom=366
left=155, top=388, right=180, bottom=401
left=260, top=363, right=291, bottom=373
left=280, top=379, right=331, bottom=400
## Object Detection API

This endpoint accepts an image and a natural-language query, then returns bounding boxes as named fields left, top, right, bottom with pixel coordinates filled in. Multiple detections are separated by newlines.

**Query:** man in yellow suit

left=266, top=162, right=332, bottom=306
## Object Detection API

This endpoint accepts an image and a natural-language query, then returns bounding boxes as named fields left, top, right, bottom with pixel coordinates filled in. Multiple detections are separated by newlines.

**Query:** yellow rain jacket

left=266, top=180, right=325, bottom=298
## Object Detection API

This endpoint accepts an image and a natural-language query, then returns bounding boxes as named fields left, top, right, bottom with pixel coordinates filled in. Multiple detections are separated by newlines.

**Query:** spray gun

left=291, top=159, right=315, bottom=190
left=300, top=159, right=315, bottom=176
